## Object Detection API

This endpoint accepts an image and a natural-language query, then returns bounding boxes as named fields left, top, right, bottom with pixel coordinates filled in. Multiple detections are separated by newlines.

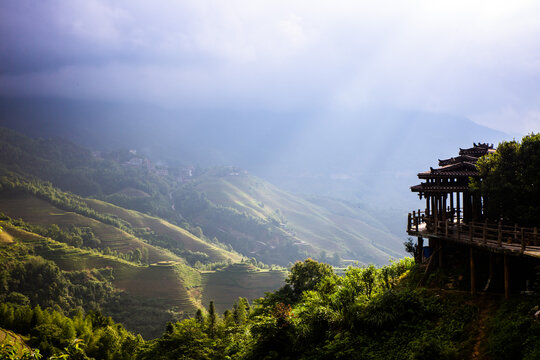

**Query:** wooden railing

left=407, top=210, right=540, bottom=254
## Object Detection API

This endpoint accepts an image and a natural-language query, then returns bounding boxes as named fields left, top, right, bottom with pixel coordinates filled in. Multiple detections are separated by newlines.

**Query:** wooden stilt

left=521, top=228, right=525, bottom=254
left=450, top=192, right=454, bottom=221
left=417, top=237, right=424, bottom=263
left=483, top=253, right=494, bottom=291
left=470, top=247, right=476, bottom=296
left=498, top=222, right=502, bottom=247
left=457, top=192, right=461, bottom=224
left=433, top=197, right=438, bottom=233
left=489, top=253, right=494, bottom=281
left=504, top=254, right=510, bottom=300
left=483, top=220, right=487, bottom=244
left=438, top=240, right=443, bottom=268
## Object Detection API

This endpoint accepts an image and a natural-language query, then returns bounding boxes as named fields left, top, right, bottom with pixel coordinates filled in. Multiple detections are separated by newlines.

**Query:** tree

left=473, top=134, right=540, bottom=226
left=195, top=309, right=204, bottom=325
left=285, top=258, right=335, bottom=302
left=132, top=248, right=142, bottom=263
left=207, top=301, right=218, bottom=337
left=233, top=298, right=248, bottom=326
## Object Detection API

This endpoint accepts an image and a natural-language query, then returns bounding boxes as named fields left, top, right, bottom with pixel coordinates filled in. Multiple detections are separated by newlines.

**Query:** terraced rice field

left=85, top=199, right=241, bottom=263
left=1, top=223, right=135, bottom=271
left=201, top=266, right=286, bottom=312
left=0, top=194, right=179, bottom=263
left=115, top=265, right=196, bottom=310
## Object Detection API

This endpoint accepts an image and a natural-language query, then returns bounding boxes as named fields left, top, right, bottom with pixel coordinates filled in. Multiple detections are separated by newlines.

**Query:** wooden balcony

left=407, top=210, right=540, bottom=258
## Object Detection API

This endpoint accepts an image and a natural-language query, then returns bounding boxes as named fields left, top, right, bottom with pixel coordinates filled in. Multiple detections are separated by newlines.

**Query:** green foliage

left=0, top=303, right=141, bottom=360
left=473, top=133, right=540, bottom=226
left=4, top=219, right=100, bottom=250
left=0, top=344, right=41, bottom=360
left=48, top=339, right=90, bottom=360
left=285, top=258, right=335, bottom=303
left=486, top=298, right=540, bottom=360
left=0, top=243, right=117, bottom=316
left=0, top=257, right=509, bottom=359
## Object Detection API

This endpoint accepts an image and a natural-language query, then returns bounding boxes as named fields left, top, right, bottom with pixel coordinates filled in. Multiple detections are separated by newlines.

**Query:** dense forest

left=1, top=254, right=540, bottom=359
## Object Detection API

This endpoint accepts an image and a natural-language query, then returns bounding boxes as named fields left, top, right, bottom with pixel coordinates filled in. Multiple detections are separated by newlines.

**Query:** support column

left=438, top=240, right=443, bottom=268
left=433, top=196, right=438, bottom=229
left=457, top=192, right=461, bottom=224
left=483, top=253, right=494, bottom=292
left=463, top=191, right=471, bottom=223
left=504, top=254, right=510, bottom=300
left=470, top=247, right=476, bottom=296
left=443, top=194, right=447, bottom=220
left=450, top=192, right=454, bottom=222
left=417, top=237, right=424, bottom=263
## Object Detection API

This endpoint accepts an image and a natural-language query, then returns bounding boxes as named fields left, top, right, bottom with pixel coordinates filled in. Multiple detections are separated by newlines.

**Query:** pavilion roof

left=411, top=143, right=496, bottom=194
left=418, top=161, right=478, bottom=179
left=438, top=155, right=479, bottom=166
left=459, top=143, right=495, bottom=157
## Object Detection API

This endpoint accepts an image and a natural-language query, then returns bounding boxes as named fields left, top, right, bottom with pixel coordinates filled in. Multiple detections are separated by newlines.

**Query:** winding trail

left=471, top=294, right=500, bottom=359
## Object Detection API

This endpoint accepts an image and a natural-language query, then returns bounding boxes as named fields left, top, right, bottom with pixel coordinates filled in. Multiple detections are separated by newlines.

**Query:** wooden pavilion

left=407, top=143, right=540, bottom=298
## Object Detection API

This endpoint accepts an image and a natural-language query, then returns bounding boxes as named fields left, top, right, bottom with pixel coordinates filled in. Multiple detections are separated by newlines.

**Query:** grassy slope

left=84, top=198, right=241, bottom=263
left=195, top=173, right=403, bottom=265
left=0, top=194, right=179, bottom=264
left=0, top=228, right=13, bottom=243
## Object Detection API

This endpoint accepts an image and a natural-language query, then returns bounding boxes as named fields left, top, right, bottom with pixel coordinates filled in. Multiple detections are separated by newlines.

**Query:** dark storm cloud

left=1, top=0, right=540, bottom=133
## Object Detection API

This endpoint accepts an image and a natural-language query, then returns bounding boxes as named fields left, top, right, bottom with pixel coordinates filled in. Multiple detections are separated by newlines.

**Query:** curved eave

left=411, top=184, right=470, bottom=193
left=418, top=172, right=479, bottom=179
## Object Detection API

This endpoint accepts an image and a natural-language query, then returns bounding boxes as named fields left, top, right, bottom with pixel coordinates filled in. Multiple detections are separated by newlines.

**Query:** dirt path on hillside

left=471, top=294, right=500, bottom=360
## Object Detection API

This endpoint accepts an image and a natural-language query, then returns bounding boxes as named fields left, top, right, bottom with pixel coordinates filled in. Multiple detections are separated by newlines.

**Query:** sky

left=1, top=0, right=540, bottom=134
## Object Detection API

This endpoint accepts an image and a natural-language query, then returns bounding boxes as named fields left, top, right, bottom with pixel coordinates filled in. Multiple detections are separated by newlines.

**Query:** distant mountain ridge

left=0, top=97, right=509, bottom=210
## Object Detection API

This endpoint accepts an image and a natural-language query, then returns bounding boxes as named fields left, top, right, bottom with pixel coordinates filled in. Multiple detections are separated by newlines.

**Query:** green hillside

left=189, top=171, right=404, bottom=265
left=0, top=128, right=406, bottom=267
left=0, top=221, right=198, bottom=338
left=0, top=204, right=285, bottom=337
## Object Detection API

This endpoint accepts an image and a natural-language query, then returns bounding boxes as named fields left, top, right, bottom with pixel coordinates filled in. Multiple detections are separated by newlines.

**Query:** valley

left=0, top=126, right=406, bottom=339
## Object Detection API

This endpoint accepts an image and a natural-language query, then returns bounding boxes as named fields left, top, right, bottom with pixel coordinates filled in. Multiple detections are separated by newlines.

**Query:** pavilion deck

left=407, top=210, right=540, bottom=259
